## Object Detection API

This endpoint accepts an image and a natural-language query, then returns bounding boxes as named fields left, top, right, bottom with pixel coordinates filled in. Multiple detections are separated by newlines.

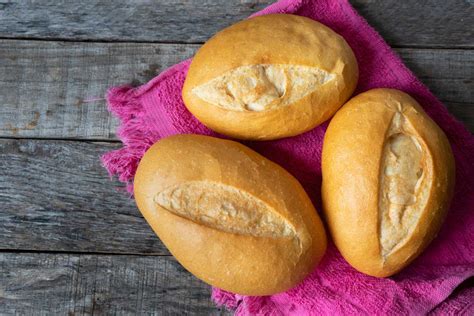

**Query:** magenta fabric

left=101, top=0, right=474, bottom=314
left=429, top=286, right=474, bottom=315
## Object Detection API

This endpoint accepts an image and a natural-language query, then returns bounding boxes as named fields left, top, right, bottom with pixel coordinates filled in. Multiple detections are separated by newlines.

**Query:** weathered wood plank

left=0, top=252, right=229, bottom=315
left=0, top=0, right=472, bottom=48
left=396, top=48, right=474, bottom=129
left=0, top=0, right=271, bottom=43
left=0, top=40, right=199, bottom=140
left=0, top=139, right=168, bottom=254
left=350, top=0, right=473, bottom=48
left=1, top=40, right=472, bottom=140
left=397, top=49, right=473, bottom=85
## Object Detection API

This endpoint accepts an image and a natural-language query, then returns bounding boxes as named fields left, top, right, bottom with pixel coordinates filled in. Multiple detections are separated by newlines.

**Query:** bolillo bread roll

left=182, top=14, right=358, bottom=140
left=134, top=134, right=327, bottom=295
left=321, top=89, right=455, bottom=277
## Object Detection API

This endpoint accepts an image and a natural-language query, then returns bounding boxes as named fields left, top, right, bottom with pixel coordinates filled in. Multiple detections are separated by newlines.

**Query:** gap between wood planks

left=0, top=36, right=473, bottom=50
left=0, top=136, right=123, bottom=143
left=0, top=248, right=171, bottom=256
left=0, top=36, right=207, bottom=46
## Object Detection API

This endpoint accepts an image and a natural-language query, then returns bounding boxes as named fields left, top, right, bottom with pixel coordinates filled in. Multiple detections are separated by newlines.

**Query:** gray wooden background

left=0, top=0, right=472, bottom=314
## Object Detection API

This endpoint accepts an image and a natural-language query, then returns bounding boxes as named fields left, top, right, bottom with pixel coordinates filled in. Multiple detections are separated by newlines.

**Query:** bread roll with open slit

left=322, top=89, right=455, bottom=277
left=182, top=14, right=358, bottom=140
left=134, top=134, right=327, bottom=295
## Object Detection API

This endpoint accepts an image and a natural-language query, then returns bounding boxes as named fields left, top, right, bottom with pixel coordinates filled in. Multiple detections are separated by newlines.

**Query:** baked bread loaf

left=182, top=14, right=358, bottom=140
left=134, top=134, right=327, bottom=295
left=321, top=89, right=455, bottom=277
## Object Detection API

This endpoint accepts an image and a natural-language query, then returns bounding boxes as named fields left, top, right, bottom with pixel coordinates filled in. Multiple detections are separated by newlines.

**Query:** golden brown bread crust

left=134, top=134, right=327, bottom=295
left=321, top=88, right=455, bottom=277
left=182, top=14, right=358, bottom=140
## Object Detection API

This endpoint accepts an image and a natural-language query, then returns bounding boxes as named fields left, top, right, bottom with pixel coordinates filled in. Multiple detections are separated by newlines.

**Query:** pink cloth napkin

left=102, top=0, right=474, bottom=314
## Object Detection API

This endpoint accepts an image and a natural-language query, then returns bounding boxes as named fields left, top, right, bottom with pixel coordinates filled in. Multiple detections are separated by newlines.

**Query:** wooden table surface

left=0, top=0, right=472, bottom=314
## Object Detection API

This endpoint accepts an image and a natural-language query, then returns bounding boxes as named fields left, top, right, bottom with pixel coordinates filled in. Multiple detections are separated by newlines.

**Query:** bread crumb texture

left=155, top=180, right=295, bottom=238
left=192, top=64, right=335, bottom=111
left=379, top=103, right=433, bottom=259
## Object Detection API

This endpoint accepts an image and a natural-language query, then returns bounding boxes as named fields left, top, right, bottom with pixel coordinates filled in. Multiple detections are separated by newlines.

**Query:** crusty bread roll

left=322, top=88, right=455, bottom=277
left=182, top=14, right=358, bottom=140
left=134, top=134, right=327, bottom=295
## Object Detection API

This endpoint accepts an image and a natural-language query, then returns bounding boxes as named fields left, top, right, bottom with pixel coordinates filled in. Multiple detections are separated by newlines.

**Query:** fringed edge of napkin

left=101, top=85, right=155, bottom=193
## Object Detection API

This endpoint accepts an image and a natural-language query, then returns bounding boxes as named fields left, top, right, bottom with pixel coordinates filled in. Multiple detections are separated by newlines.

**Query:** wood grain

left=0, top=0, right=472, bottom=48
left=397, top=48, right=474, bottom=128
left=0, top=0, right=271, bottom=43
left=0, top=252, right=229, bottom=315
left=0, top=138, right=168, bottom=254
left=1, top=41, right=472, bottom=140
left=350, top=0, right=473, bottom=48
left=0, top=40, right=199, bottom=140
